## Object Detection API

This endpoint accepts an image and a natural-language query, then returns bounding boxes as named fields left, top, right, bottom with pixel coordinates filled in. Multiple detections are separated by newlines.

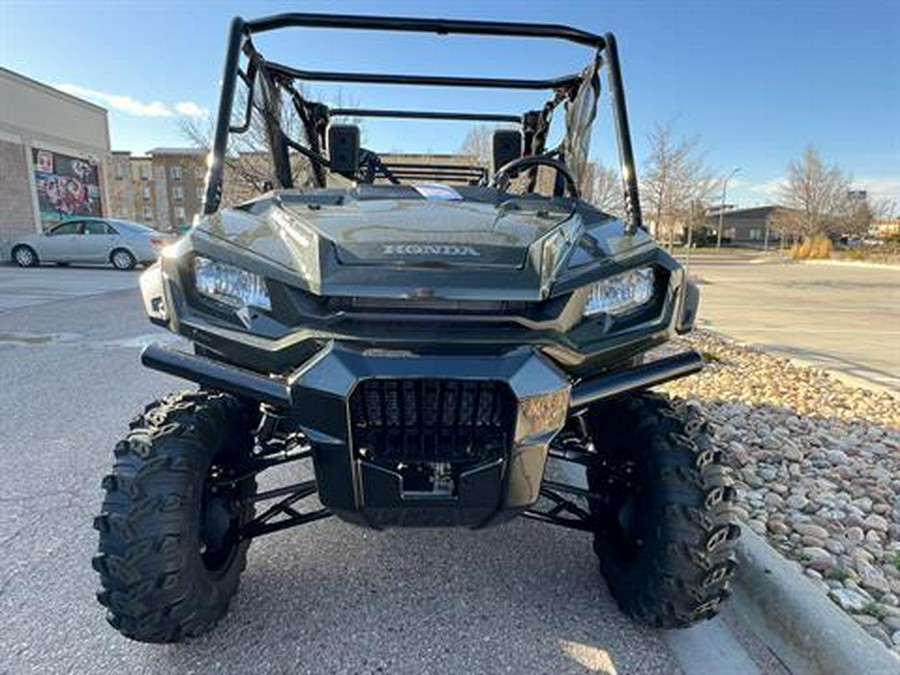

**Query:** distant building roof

left=707, top=205, right=782, bottom=218
left=146, top=147, right=207, bottom=156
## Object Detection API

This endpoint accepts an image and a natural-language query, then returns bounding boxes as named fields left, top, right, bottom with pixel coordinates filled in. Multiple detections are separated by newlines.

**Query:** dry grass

left=790, top=236, right=833, bottom=259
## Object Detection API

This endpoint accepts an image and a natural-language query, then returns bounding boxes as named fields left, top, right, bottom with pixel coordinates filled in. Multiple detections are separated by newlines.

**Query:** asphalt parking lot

left=0, top=265, right=140, bottom=312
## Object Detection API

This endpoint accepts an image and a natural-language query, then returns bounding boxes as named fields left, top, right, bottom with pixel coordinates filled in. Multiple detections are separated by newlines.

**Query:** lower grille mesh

left=349, top=379, right=513, bottom=464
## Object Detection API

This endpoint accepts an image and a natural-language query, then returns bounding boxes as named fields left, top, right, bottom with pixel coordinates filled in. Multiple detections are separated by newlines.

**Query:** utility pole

left=716, top=166, right=741, bottom=249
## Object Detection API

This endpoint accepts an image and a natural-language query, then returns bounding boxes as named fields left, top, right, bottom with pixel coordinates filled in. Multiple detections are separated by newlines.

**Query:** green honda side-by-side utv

left=93, top=12, right=739, bottom=643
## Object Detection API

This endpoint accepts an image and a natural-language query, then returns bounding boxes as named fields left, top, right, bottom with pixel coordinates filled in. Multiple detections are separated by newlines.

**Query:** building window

left=142, top=185, right=151, bottom=201
left=173, top=185, right=184, bottom=202
left=175, top=206, right=186, bottom=220
left=171, top=166, right=182, bottom=181
left=140, top=165, right=150, bottom=180
left=196, top=186, right=204, bottom=200
left=115, top=163, right=125, bottom=180
left=143, top=207, right=153, bottom=220
left=749, top=228, right=762, bottom=241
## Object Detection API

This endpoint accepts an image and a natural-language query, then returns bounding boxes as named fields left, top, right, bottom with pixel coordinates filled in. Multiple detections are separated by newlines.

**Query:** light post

left=716, top=166, right=741, bottom=249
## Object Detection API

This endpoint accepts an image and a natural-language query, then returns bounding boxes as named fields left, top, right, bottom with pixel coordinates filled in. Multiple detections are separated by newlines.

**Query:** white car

left=10, top=217, right=177, bottom=270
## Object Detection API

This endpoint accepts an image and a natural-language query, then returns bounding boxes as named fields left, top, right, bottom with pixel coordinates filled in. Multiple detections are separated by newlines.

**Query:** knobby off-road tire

left=586, top=392, right=740, bottom=628
left=93, top=391, right=257, bottom=642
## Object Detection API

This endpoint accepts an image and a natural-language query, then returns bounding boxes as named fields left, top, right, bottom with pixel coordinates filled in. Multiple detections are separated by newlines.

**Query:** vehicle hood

left=287, top=193, right=578, bottom=269
left=194, top=186, right=652, bottom=301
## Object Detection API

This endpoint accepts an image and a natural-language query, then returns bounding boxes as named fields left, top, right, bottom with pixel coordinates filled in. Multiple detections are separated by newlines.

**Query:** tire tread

left=94, top=390, right=254, bottom=643
left=587, top=392, right=740, bottom=629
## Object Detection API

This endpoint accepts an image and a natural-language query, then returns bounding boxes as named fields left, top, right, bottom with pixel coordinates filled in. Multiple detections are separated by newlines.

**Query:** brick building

left=0, top=66, right=111, bottom=256
left=108, top=148, right=206, bottom=232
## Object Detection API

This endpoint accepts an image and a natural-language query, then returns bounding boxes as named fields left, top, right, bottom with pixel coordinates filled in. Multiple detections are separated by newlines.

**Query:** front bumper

left=141, top=341, right=703, bottom=529
left=288, top=343, right=569, bottom=528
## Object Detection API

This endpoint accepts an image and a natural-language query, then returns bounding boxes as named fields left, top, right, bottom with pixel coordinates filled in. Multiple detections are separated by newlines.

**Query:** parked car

left=10, top=217, right=177, bottom=270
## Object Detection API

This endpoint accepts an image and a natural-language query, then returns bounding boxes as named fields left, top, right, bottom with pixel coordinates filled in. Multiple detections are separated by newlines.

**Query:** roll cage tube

left=203, top=13, right=643, bottom=234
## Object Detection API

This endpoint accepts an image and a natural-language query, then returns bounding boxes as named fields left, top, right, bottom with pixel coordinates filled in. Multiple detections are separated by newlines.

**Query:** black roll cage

left=203, top=13, right=643, bottom=234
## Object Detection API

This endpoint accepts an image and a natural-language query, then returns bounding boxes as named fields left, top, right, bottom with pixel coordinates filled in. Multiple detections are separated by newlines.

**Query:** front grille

left=329, top=297, right=529, bottom=315
left=349, top=378, right=515, bottom=465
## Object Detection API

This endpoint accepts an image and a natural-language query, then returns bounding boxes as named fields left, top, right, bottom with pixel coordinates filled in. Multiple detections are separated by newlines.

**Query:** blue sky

left=1, top=0, right=898, bottom=207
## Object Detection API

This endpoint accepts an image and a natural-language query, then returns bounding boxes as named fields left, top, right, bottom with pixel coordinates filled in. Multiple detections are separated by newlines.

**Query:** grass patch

left=823, top=567, right=851, bottom=582
left=862, top=601, right=888, bottom=620
left=890, top=551, right=900, bottom=572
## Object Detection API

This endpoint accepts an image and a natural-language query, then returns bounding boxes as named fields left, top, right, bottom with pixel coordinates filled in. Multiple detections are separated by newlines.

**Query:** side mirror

left=491, top=130, right=523, bottom=175
left=327, top=124, right=360, bottom=174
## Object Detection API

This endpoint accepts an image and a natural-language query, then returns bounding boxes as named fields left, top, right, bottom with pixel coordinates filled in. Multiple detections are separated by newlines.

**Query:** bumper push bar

left=140, top=343, right=703, bottom=410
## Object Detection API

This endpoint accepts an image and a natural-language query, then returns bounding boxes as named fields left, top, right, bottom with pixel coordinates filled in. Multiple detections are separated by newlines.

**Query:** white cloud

left=175, top=101, right=208, bottom=118
left=53, top=83, right=207, bottom=119
left=748, top=178, right=786, bottom=196
left=54, top=83, right=173, bottom=116
left=746, top=176, right=900, bottom=206
left=853, top=178, right=900, bottom=206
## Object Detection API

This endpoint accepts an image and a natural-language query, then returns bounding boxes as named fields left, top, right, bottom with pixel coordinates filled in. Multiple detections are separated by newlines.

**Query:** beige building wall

left=0, top=137, right=36, bottom=248
left=0, top=67, right=111, bottom=255
left=108, top=151, right=136, bottom=220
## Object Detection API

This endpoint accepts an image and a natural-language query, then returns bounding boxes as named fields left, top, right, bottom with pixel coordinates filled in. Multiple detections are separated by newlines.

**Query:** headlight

left=583, top=267, right=655, bottom=317
left=194, top=256, right=271, bottom=311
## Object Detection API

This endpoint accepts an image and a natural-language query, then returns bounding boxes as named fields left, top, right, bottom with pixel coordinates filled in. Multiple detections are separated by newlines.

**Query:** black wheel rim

left=597, top=459, right=646, bottom=559
left=199, top=465, right=242, bottom=573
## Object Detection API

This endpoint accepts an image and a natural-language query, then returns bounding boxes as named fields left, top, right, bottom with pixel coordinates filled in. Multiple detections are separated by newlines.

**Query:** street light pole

left=716, top=167, right=741, bottom=249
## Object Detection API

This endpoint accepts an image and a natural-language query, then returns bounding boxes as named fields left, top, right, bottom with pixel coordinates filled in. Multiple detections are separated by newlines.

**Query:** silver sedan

left=10, top=217, right=178, bottom=270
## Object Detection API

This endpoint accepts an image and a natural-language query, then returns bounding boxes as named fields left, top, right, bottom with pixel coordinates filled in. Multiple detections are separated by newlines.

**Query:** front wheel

left=93, top=391, right=257, bottom=642
left=586, top=392, right=740, bottom=628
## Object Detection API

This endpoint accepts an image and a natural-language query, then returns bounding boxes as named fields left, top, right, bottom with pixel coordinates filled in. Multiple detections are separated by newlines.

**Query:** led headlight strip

left=583, top=267, right=655, bottom=317
left=194, top=256, right=271, bottom=311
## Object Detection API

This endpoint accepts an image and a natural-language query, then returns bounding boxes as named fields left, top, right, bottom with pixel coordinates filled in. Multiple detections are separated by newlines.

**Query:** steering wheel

left=490, top=155, right=580, bottom=200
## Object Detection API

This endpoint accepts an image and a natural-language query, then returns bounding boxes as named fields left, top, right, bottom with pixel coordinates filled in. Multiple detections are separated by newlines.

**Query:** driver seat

left=491, top=130, right=523, bottom=176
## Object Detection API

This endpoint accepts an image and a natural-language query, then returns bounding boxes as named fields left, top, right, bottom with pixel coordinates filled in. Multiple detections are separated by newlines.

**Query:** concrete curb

left=695, top=328, right=900, bottom=396
left=799, top=259, right=900, bottom=271
left=732, top=528, right=900, bottom=675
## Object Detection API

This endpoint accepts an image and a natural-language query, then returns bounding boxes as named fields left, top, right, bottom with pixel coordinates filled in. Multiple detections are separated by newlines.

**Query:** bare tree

left=842, top=194, right=896, bottom=238
left=458, top=125, right=495, bottom=166
left=588, top=161, right=624, bottom=217
left=771, top=147, right=870, bottom=241
left=773, top=147, right=845, bottom=240
left=641, top=123, right=716, bottom=248
left=179, top=82, right=362, bottom=207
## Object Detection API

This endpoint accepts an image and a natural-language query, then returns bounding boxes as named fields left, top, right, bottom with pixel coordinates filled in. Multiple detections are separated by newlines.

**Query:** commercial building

left=0, top=66, right=111, bottom=255
left=706, top=205, right=783, bottom=247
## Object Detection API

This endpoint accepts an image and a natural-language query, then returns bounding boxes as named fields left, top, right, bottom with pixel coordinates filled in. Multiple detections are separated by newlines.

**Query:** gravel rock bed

left=657, top=330, right=900, bottom=651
